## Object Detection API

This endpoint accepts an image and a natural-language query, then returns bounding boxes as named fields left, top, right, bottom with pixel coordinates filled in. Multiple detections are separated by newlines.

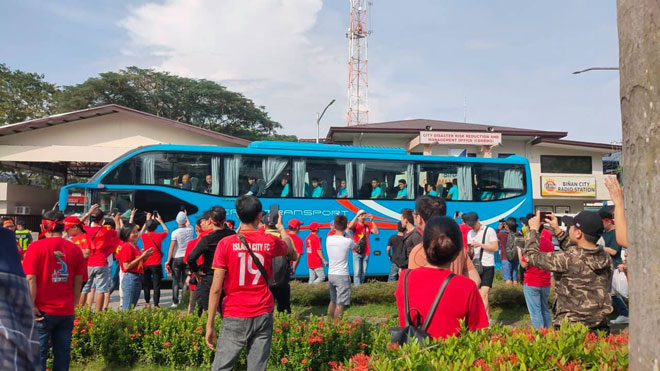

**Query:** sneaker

left=610, top=315, right=629, bottom=324
left=170, top=303, right=178, bottom=308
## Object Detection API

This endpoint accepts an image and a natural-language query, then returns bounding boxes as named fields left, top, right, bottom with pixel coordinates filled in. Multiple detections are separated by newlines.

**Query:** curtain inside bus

left=140, top=154, right=156, bottom=184
left=406, top=163, right=415, bottom=199
left=356, top=161, right=366, bottom=191
left=224, top=155, right=242, bottom=196
left=502, top=168, right=524, bottom=198
left=211, top=156, right=221, bottom=195
left=262, top=157, right=288, bottom=189
left=457, top=166, right=473, bottom=200
left=292, top=159, right=306, bottom=197
left=345, top=161, right=354, bottom=198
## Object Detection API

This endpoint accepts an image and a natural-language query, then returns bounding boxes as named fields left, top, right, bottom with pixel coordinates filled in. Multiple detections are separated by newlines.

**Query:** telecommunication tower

left=346, top=0, right=371, bottom=126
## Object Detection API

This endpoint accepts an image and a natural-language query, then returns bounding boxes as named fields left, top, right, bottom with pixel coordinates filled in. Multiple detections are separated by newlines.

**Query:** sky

left=0, top=0, right=621, bottom=143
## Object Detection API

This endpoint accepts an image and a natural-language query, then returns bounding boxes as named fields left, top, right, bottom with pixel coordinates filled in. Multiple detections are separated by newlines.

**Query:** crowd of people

left=0, top=175, right=630, bottom=370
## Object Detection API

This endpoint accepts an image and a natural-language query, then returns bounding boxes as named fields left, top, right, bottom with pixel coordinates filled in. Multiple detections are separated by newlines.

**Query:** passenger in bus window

left=280, top=177, right=290, bottom=197
left=337, top=179, right=348, bottom=198
left=426, top=183, right=438, bottom=197
left=245, top=177, right=259, bottom=195
left=480, top=182, right=496, bottom=201
left=204, top=175, right=213, bottom=194
left=447, top=179, right=459, bottom=200
left=370, top=179, right=382, bottom=199
left=311, top=178, right=323, bottom=198
left=174, top=174, right=192, bottom=190
left=395, top=179, right=408, bottom=199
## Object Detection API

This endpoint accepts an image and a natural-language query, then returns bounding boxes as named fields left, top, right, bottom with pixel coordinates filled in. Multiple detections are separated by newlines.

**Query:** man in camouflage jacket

left=523, top=211, right=613, bottom=330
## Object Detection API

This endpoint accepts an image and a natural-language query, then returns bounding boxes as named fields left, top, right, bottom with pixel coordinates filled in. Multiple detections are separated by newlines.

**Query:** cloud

left=119, top=0, right=348, bottom=138
left=464, top=39, right=501, bottom=51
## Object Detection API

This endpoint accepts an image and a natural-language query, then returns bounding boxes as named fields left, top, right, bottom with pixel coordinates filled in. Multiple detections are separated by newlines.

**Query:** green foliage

left=53, top=66, right=288, bottom=140
left=0, top=63, right=56, bottom=124
left=347, top=322, right=629, bottom=370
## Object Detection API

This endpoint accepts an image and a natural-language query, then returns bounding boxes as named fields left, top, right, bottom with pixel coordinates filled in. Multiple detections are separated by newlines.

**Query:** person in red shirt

left=185, top=212, right=211, bottom=314
left=205, top=196, right=297, bottom=371
left=140, top=213, right=169, bottom=308
left=348, top=210, right=379, bottom=286
left=80, top=208, right=119, bottom=312
left=23, top=210, right=86, bottom=371
left=396, top=216, right=488, bottom=340
left=518, top=228, right=554, bottom=328
left=117, top=223, right=154, bottom=310
left=288, top=219, right=304, bottom=274
left=305, top=222, right=327, bottom=284
left=63, top=216, right=91, bottom=304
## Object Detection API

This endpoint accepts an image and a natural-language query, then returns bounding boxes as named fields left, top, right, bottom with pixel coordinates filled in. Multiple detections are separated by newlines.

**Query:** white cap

left=357, top=210, right=367, bottom=216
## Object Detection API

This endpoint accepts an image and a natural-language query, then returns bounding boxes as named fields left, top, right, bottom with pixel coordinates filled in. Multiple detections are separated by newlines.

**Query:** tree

left=54, top=66, right=294, bottom=141
left=617, top=0, right=660, bottom=368
left=0, top=63, right=56, bottom=124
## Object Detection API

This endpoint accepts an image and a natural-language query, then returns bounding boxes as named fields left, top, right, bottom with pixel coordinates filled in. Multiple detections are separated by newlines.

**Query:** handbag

left=237, top=233, right=290, bottom=289
left=390, top=270, right=455, bottom=345
left=471, top=226, right=489, bottom=275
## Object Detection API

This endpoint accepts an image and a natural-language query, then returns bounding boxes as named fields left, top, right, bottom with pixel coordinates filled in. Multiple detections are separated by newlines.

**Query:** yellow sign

left=541, top=176, right=596, bottom=197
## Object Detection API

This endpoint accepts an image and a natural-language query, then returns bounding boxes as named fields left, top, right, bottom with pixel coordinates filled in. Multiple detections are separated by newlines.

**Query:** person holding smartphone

left=348, top=210, right=379, bottom=286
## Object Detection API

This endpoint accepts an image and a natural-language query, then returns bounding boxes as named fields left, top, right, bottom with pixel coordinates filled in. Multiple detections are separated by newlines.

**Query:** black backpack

left=237, top=234, right=290, bottom=289
left=505, top=231, right=523, bottom=262
left=355, top=235, right=367, bottom=255
left=390, top=270, right=455, bottom=345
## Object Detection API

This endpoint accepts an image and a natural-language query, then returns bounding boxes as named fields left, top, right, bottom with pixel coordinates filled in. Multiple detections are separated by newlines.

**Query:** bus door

left=92, top=190, right=135, bottom=219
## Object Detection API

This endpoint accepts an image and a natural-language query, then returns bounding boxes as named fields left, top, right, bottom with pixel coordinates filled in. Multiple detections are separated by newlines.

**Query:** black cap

left=598, top=208, right=614, bottom=220
left=461, top=212, right=479, bottom=227
left=571, top=211, right=604, bottom=237
left=560, top=215, right=574, bottom=228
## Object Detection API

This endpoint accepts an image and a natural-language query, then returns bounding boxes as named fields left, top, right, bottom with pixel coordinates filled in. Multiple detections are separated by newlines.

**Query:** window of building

left=467, top=153, right=477, bottom=158
left=540, top=155, right=592, bottom=174
left=356, top=161, right=413, bottom=199
left=224, top=155, right=290, bottom=197
left=291, top=158, right=354, bottom=198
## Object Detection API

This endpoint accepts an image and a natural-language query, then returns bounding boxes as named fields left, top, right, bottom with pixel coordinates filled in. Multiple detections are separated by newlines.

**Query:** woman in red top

left=518, top=228, right=554, bottom=328
left=396, top=216, right=488, bottom=339
left=117, top=223, right=153, bottom=310
left=140, top=213, right=169, bottom=308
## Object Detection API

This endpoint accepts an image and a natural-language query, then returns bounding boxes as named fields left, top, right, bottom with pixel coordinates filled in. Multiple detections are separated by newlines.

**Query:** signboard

left=541, top=176, right=596, bottom=197
left=420, top=131, right=502, bottom=146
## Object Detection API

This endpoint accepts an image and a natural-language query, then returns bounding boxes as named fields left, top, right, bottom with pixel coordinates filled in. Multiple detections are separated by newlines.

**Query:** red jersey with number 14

left=212, top=230, right=287, bottom=318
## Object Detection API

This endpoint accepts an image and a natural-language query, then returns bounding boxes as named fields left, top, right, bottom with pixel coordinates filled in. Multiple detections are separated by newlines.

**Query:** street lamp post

left=316, top=99, right=336, bottom=143
left=572, top=67, right=619, bottom=75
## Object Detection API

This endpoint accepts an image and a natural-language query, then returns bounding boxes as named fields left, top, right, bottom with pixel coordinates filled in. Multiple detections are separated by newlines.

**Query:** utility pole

left=617, top=0, right=660, bottom=368
left=316, top=99, right=336, bottom=143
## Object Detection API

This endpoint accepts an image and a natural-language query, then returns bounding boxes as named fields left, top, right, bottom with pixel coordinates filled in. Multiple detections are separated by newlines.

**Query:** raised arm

left=81, top=204, right=100, bottom=224
left=276, top=212, right=298, bottom=261
left=523, top=213, right=569, bottom=273
left=605, top=176, right=628, bottom=248
left=370, top=215, right=379, bottom=235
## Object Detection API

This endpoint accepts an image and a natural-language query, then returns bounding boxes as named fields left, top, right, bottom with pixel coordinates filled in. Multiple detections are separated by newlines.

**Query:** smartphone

left=112, top=208, right=119, bottom=214
left=539, top=211, right=551, bottom=222
left=270, top=204, right=279, bottom=225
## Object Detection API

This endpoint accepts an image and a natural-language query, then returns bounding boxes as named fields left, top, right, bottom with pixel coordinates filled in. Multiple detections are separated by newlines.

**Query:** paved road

left=106, top=286, right=183, bottom=310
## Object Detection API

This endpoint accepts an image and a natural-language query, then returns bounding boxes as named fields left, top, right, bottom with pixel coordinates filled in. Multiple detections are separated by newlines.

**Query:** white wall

left=0, top=183, right=58, bottom=215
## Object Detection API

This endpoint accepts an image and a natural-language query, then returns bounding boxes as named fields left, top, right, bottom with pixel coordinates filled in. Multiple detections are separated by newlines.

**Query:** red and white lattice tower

left=346, top=0, right=371, bottom=126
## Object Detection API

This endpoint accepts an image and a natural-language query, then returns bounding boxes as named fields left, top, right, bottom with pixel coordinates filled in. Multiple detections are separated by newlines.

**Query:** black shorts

left=480, top=266, right=495, bottom=288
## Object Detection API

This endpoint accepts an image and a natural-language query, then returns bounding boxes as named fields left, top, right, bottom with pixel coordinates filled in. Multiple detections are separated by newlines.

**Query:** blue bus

left=60, top=141, right=532, bottom=277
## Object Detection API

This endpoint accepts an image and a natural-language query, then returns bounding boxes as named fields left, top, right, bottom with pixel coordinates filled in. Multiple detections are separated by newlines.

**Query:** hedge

left=70, top=308, right=627, bottom=370
left=290, top=279, right=535, bottom=309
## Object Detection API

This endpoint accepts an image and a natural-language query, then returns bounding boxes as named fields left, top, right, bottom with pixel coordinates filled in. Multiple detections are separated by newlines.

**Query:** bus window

left=417, top=162, right=474, bottom=200
left=356, top=161, right=413, bottom=200
left=295, top=158, right=354, bottom=198
left=473, top=164, right=525, bottom=201
left=95, top=191, right=134, bottom=218
left=105, top=152, right=219, bottom=195
left=231, top=155, right=291, bottom=197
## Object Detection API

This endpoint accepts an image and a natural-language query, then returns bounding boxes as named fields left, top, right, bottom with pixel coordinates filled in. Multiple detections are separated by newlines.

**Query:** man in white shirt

left=165, top=211, right=193, bottom=306
left=326, top=215, right=355, bottom=321
left=463, top=212, right=498, bottom=319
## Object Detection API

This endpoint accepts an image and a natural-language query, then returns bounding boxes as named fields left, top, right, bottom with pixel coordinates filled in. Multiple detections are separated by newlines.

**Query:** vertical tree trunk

left=617, top=1, right=660, bottom=369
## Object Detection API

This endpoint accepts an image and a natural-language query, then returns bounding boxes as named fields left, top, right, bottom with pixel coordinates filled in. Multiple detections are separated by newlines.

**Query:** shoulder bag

left=237, top=233, right=289, bottom=289
left=390, top=270, right=455, bottom=345
left=471, top=226, right=489, bottom=275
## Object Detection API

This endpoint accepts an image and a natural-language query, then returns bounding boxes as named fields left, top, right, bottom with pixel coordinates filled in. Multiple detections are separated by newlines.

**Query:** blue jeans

left=612, top=294, right=629, bottom=317
left=387, top=263, right=399, bottom=282
left=121, top=272, right=142, bottom=310
left=37, top=314, right=74, bottom=371
left=501, top=259, right=519, bottom=282
left=308, top=268, right=325, bottom=284
left=352, top=253, right=369, bottom=286
left=523, top=284, right=552, bottom=328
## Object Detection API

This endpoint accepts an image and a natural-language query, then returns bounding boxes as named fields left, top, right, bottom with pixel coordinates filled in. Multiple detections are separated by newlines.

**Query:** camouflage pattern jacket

left=523, top=229, right=613, bottom=328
